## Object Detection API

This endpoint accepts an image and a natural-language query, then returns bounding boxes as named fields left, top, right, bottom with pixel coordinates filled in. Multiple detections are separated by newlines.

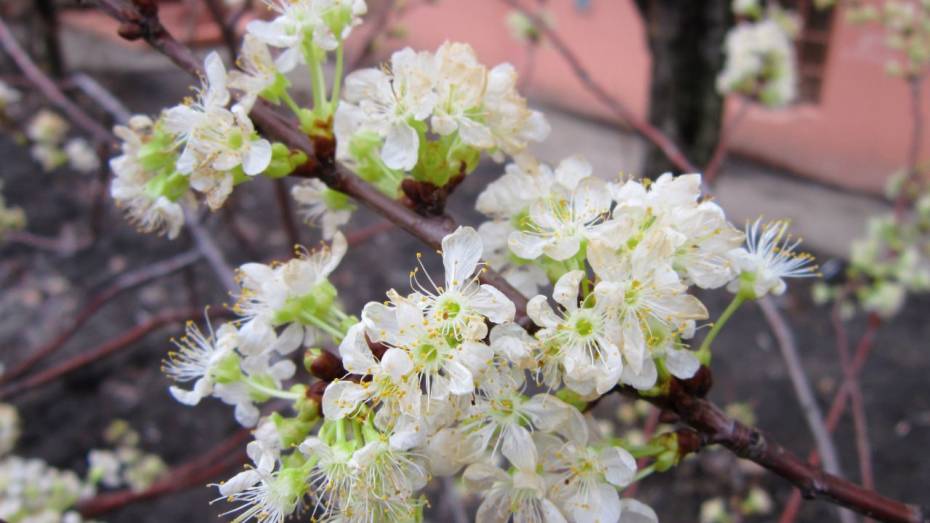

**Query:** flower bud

left=304, top=348, right=346, bottom=382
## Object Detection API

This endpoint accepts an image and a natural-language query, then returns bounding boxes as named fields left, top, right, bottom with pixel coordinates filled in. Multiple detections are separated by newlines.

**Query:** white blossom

left=728, top=218, right=818, bottom=297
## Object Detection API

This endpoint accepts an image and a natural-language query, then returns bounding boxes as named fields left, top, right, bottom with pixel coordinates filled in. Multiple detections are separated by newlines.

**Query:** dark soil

left=1, top=66, right=928, bottom=523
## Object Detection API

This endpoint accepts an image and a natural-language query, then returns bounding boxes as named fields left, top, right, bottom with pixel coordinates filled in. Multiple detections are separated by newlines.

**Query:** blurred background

left=1, top=0, right=929, bottom=522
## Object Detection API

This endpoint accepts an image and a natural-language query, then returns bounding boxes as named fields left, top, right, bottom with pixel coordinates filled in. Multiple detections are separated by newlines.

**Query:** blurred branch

left=780, top=313, right=883, bottom=523
left=274, top=179, right=302, bottom=249
left=0, top=17, right=113, bottom=145
left=0, top=249, right=202, bottom=383
left=78, top=428, right=250, bottom=517
left=500, top=0, right=698, bottom=173
left=757, top=297, right=855, bottom=523
left=0, top=308, right=211, bottom=399
left=68, top=72, right=132, bottom=124
left=204, top=0, right=239, bottom=59
left=183, top=207, right=238, bottom=294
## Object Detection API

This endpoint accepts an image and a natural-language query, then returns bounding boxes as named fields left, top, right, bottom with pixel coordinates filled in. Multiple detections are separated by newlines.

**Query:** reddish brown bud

left=675, top=428, right=702, bottom=459
left=680, top=365, right=713, bottom=398
left=307, top=380, right=328, bottom=407
left=366, top=335, right=388, bottom=361
left=117, top=22, right=144, bottom=41
left=306, top=349, right=346, bottom=382
left=132, top=0, right=159, bottom=17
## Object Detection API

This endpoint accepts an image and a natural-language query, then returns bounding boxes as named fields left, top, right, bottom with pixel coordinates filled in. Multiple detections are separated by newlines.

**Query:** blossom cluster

left=718, top=1, right=799, bottom=107
left=0, top=402, right=109, bottom=523
left=109, top=0, right=368, bottom=240
left=163, top=158, right=817, bottom=522
left=335, top=41, right=550, bottom=193
left=815, top=187, right=930, bottom=318
left=847, top=0, right=930, bottom=78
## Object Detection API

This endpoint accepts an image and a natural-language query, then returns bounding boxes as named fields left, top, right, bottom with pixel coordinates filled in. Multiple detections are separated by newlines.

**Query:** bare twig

left=757, top=297, right=856, bottom=523
left=0, top=17, right=114, bottom=145
left=0, top=308, right=201, bottom=399
left=68, top=72, right=132, bottom=124
left=500, top=0, right=698, bottom=173
left=832, top=304, right=875, bottom=495
left=78, top=428, right=250, bottom=517
left=348, top=0, right=397, bottom=71
left=780, top=314, right=883, bottom=523
left=274, top=179, right=302, bottom=248
left=896, top=76, right=926, bottom=218
left=1, top=249, right=201, bottom=383
left=346, top=220, right=394, bottom=246
left=204, top=0, right=240, bottom=59
left=183, top=208, right=238, bottom=294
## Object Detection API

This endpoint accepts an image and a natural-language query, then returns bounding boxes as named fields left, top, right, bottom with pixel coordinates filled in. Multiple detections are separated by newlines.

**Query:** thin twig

left=0, top=249, right=201, bottom=383
left=183, top=207, right=238, bottom=294
left=896, top=75, right=925, bottom=218
left=757, top=297, right=856, bottom=523
left=348, top=0, right=397, bottom=71
left=68, top=72, right=132, bottom=124
left=204, top=0, right=239, bottom=59
left=78, top=428, right=250, bottom=517
left=0, top=309, right=202, bottom=399
left=780, top=314, right=882, bottom=523
left=0, top=17, right=114, bottom=145
left=618, top=377, right=925, bottom=523
left=346, top=220, right=394, bottom=246
left=274, top=179, right=301, bottom=248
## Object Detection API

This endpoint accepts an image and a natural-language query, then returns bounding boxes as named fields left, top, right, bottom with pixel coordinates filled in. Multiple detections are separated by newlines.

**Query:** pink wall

left=371, top=0, right=930, bottom=193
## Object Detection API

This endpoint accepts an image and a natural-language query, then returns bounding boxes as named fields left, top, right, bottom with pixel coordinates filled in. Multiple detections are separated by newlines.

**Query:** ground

left=1, top=33, right=929, bottom=523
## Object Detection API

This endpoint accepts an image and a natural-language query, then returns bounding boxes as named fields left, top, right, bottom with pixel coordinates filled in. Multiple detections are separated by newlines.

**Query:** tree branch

left=78, top=428, right=250, bottom=517
left=0, top=17, right=113, bottom=145
left=1, top=249, right=202, bottom=383
left=0, top=308, right=205, bottom=399
left=619, top=376, right=927, bottom=523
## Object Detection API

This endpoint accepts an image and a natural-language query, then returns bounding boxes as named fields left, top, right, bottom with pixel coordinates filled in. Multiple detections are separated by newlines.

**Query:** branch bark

left=619, top=376, right=927, bottom=523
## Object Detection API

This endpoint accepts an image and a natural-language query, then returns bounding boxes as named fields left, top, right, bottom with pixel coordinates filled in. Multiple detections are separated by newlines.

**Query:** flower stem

left=305, top=42, right=328, bottom=114
left=281, top=90, right=303, bottom=119
left=299, top=310, right=347, bottom=341
left=244, top=377, right=302, bottom=401
left=330, top=43, right=344, bottom=111
left=697, top=293, right=745, bottom=364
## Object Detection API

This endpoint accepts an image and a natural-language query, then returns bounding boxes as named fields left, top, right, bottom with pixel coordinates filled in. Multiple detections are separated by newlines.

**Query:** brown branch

left=0, top=16, right=114, bottom=145
left=203, top=0, right=240, bottom=59
left=67, top=72, right=132, bottom=124
left=78, top=428, right=250, bottom=518
left=274, top=179, right=302, bottom=248
left=757, top=298, right=849, bottom=493
left=183, top=207, right=238, bottom=293
left=780, top=313, right=883, bottom=523
left=1, top=249, right=202, bottom=383
left=620, top=376, right=927, bottom=523
left=895, top=75, right=925, bottom=218
left=0, top=308, right=203, bottom=399
left=832, top=303, right=875, bottom=495
left=348, top=0, right=397, bottom=71
left=500, top=0, right=698, bottom=173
